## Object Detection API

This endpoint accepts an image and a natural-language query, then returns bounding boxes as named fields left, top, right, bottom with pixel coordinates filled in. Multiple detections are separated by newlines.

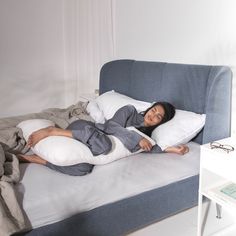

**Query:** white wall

left=114, top=0, right=236, bottom=135
left=67, top=0, right=114, bottom=104
left=0, top=0, right=114, bottom=117
left=1, top=0, right=235, bottom=136
left=0, top=0, right=66, bottom=117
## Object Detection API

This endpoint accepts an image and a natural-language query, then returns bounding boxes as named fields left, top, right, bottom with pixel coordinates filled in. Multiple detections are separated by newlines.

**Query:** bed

left=14, top=59, right=232, bottom=236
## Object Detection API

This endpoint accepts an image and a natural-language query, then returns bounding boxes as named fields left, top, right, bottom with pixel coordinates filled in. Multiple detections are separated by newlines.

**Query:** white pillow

left=95, top=90, right=151, bottom=119
left=17, top=119, right=155, bottom=166
left=151, top=109, right=206, bottom=150
left=86, top=100, right=106, bottom=123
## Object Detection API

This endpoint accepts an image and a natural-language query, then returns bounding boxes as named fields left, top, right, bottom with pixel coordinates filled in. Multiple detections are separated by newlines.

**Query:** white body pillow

left=151, top=109, right=206, bottom=150
left=17, top=119, right=155, bottom=166
left=17, top=119, right=55, bottom=141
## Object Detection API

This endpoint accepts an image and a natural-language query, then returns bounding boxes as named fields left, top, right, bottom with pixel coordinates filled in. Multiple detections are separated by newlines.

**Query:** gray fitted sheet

left=15, top=142, right=200, bottom=229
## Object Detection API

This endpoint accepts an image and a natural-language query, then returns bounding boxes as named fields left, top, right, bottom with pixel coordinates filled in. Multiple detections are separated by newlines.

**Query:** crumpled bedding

left=0, top=101, right=93, bottom=236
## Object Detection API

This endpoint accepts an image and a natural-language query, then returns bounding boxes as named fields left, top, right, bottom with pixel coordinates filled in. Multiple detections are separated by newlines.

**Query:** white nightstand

left=197, top=137, right=236, bottom=236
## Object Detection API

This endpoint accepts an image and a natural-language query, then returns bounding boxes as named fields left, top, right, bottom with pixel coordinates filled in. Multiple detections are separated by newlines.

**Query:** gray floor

left=128, top=202, right=236, bottom=236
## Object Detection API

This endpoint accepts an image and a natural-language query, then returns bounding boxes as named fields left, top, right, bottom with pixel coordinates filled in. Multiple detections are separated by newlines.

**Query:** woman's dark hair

left=137, top=102, right=175, bottom=137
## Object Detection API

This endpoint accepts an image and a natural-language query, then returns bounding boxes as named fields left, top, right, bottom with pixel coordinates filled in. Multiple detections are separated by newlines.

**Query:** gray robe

left=71, top=105, right=163, bottom=154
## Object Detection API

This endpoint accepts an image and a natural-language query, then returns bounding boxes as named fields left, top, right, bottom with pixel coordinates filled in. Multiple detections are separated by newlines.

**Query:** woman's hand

left=139, top=138, right=153, bottom=152
left=164, top=144, right=189, bottom=155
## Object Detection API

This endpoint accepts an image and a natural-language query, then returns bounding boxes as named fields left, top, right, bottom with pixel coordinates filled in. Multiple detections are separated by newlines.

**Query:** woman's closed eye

left=156, top=114, right=163, bottom=120
left=152, top=109, right=163, bottom=120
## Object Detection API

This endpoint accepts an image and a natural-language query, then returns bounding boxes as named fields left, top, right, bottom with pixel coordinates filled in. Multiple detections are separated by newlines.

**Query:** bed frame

left=18, top=60, right=232, bottom=236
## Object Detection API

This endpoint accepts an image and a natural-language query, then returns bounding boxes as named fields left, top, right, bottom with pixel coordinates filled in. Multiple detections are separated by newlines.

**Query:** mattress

left=15, top=141, right=200, bottom=229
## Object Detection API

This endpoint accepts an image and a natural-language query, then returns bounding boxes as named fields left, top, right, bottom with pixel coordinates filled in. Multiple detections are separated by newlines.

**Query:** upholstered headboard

left=99, top=59, right=232, bottom=145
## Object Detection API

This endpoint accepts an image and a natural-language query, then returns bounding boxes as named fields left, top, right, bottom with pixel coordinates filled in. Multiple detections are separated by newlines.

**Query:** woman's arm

left=149, top=144, right=189, bottom=155
left=27, top=126, right=73, bottom=147
left=96, top=105, right=144, bottom=152
left=164, top=144, right=189, bottom=155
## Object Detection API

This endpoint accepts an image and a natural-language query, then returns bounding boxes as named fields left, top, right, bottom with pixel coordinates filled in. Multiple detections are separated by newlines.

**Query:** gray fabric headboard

left=99, top=59, right=232, bottom=145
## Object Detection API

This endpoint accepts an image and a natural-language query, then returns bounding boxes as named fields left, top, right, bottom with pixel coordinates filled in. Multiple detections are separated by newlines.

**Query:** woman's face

left=144, top=105, right=165, bottom=127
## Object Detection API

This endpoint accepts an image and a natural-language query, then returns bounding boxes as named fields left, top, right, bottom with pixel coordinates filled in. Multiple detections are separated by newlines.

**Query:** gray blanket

left=0, top=101, right=93, bottom=236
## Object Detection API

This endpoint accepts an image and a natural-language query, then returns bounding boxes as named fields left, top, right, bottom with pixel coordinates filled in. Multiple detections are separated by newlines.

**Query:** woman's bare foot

left=27, top=126, right=54, bottom=147
left=17, top=154, right=47, bottom=165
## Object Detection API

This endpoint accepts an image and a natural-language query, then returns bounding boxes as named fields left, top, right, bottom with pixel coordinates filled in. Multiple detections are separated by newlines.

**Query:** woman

left=18, top=102, right=189, bottom=175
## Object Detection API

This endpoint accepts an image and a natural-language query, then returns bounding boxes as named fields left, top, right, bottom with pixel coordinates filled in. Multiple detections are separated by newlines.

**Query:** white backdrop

left=0, top=0, right=114, bottom=117
left=114, top=0, right=236, bottom=135
left=0, top=0, right=66, bottom=117
left=64, top=0, right=114, bottom=105
left=0, top=0, right=235, bottom=136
